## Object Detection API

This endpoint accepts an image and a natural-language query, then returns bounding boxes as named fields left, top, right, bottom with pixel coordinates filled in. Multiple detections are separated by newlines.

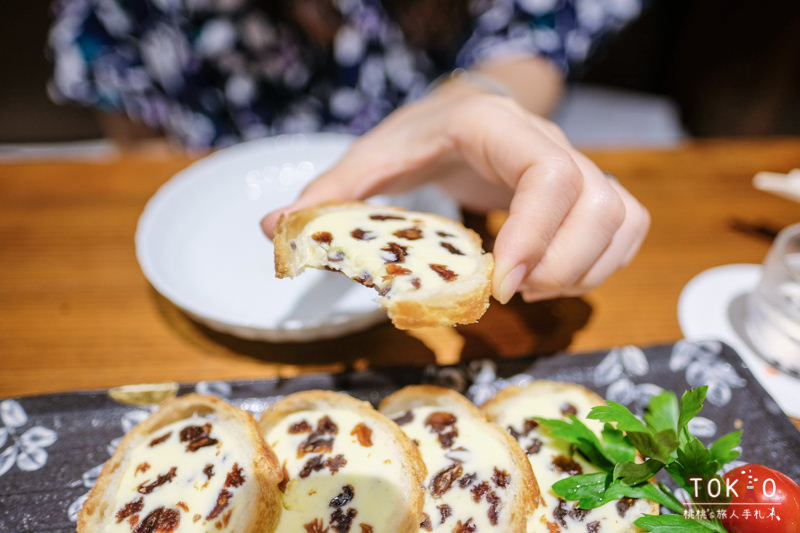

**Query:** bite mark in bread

left=273, top=203, right=493, bottom=329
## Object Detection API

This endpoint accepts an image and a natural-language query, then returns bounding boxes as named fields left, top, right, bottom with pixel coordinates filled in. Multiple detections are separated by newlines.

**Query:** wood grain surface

left=1, top=139, right=798, bottom=403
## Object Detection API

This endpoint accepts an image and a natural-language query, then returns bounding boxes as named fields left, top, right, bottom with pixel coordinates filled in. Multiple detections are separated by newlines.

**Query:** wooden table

left=1, top=139, right=798, bottom=401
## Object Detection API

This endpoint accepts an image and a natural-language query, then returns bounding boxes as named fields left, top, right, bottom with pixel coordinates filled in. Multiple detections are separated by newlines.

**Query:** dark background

left=1, top=0, right=799, bottom=143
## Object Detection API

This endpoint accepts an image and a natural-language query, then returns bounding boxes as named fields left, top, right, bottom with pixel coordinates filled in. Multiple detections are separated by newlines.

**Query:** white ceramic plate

left=678, top=263, right=800, bottom=418
left=135, top=133, right=460, bottom=342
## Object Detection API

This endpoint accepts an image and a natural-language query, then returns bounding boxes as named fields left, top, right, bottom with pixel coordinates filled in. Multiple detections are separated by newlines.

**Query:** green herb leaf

left=678, top=387, right=708, bottom=437
left=709, top=431, right=741, bottom=467
left=627, top=429, right=679, bottom=463
left=645, top=391, right=680, bottom=433
left=635, top=514, right=722, bottom=532
left=588, top=401, right=650, bottom=434
left=614, top=458, right=665, bottom=485
left=601, top=423, right=637, bottom=463
left=551, top=473, right=613, bottom=509
left=535, top=416, right=614, bottom=471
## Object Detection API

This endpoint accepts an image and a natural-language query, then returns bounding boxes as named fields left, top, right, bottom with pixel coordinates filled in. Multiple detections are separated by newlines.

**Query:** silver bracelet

left=425, top=68, right=513, bottom=98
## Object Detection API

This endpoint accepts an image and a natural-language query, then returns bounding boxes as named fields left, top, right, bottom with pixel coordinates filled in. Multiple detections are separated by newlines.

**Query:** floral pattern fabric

left=49, top=0, right=644, bottom=148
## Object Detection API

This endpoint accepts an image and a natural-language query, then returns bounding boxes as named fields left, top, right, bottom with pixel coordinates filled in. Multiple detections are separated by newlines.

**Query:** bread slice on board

left=379, top=385, right=542, bottom=532
left=78, top=394, right=283, bottom=533
left=481, top=381, right=660, bottom=532
left=259, top=390, right=427, bottom=533
left=273, top=202, right=493, bottom=329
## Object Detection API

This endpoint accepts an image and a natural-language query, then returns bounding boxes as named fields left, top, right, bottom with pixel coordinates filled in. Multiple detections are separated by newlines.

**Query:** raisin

left=554, top=498, right=569, bottom=528
left=429, top=263, right=457, bottom=281
left=430, top=463, right=463, bottom=497
left=425, top=412, right=456, bottom=432
left=134, top=507, right=180, bottom=533
left=330, top=485, right=355, bottom=508
left=587, top=521, right=601, bottom=532
left=553, top=455, right=583, bottom=476
left=393, top=227, right=423, bottom=240
left=438, top=430, right=457, bottom=449
left=312, top=232, right=333, bottom=245
left=137, top=467, right=177, bottom=494
left=203, top=464, right=214, bottom=480
left=458, top=473, right=477, bottom=488
left=326, top=454, right=347, bottom=474
left=380, top=242, right=408, bottom=263
left=330, top=507, right=357, bottom=533
left=420, top=514, right=433, bottom=531
left=298, top=416, right=338, bottom=458
left=437, top=231, right=454, bottom=238
left=507, top=425, right=522, bottom=441
left=359, top=525, right=373, bottom=533
left=116, top=497, right=144, bottom=523
left=470, top=481, right=490, bottom=502
left=351, top=228, right=376, bottom=240
left=411, top=277, right=421, bottom=289
left=206, top=489, right=232, bottom=520
left=492, top=467, right=511, bottom=488
left=369, top=214, right=405, bottom=221
left=440, top=242, right=464, bottom=255
left=179, top=424, right=218, bottom=452
left=135, top=462, right=150, bottom=476
left=561, top=403, right=578, bottom=417
left=453, top=518, right=476, bottom=532
left=175, top=502, right=189, bottom=513
left=384, top=264, right=411, bottom=277
left=617, top=497, right=637, bottom=517
left=438, top=504, right=452, bottom=525
left=225, top=463, right=245, bottom=488
left=392, top=411, right=414, bottom=426
left=289, top=420, right=312, bottom=434
left=350, top=423, right=373, bottom=447
left=299, top=456, right=326, bottom=478
left=304, top=518, right=327, bottom=533
left=487, top=491, right=501, bottom=525
left=149, top=432, right=171, bottom=447
left=328, top=251, right=345, bottom=262
left=353, top=273, right=374, bottom=288
left=569, top=500, right=589, bottom=522
left=524, top=418, right=539, bottom=434
left=526, top=439, right=543, bottom=455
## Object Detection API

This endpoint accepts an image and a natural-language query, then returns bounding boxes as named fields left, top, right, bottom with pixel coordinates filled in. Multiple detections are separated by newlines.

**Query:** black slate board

left=1, top=340, right=799, bottom=532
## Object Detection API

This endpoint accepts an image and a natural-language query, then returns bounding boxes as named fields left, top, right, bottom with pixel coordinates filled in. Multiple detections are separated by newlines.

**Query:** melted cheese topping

left=265, top=409, right=409, bottom=532
left=109, top=415, right=250, bottom=533
left=395, top=406, right=516, bottom=532
left=291, top=206, right=483, bottom=296
left=490, top=390, right=654, bottom=533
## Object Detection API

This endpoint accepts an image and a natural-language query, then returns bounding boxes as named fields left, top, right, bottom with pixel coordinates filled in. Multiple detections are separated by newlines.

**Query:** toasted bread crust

left=380, top=385, right=542, bottom=532
left=259, top=390, right=427, bottom=533
left=273, top=202, right=493, bottom=329
left=481, top=381, right=660, bottom=532
left=77, top=394, right=282, bottom=533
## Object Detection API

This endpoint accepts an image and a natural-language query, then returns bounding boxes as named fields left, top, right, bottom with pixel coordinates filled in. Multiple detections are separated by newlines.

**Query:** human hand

left=261, top=89, right=649, bottom=304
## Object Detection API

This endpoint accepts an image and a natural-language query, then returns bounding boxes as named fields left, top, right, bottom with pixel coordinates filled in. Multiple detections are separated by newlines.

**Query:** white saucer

left=135, top=133, right=460, bottom=342
left=678, top=264, right=800, bottom=418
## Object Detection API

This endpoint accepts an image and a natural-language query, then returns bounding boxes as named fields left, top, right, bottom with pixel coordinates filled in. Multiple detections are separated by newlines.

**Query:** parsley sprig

left=536, top=386, right=740, bottom=532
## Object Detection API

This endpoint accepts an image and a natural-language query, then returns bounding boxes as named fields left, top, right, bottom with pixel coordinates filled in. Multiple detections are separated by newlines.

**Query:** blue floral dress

left=49, top=0, right=643, bottom=148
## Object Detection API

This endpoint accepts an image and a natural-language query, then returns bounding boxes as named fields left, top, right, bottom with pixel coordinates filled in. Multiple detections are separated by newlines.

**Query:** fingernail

left=495, top=263, right=527, bottom=304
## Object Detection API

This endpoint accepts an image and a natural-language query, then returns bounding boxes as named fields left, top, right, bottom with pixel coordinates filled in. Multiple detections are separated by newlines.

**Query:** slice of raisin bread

left=273, top=203, right=493, bottom=329
left=379, top=386, right=542, bottom=532
left=78, top=394, right=283, bottom=533
left=259, top=390, right=427, bottom=533
left=480, top=382, right=660, bottom=533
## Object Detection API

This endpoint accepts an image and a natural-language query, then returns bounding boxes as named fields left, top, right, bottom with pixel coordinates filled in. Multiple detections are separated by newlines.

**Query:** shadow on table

left=149, top=287, right=592, bottom=370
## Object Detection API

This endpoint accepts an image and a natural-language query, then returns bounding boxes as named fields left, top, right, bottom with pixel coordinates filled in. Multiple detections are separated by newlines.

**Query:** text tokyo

left=690, top=476, right=778, bottom=499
